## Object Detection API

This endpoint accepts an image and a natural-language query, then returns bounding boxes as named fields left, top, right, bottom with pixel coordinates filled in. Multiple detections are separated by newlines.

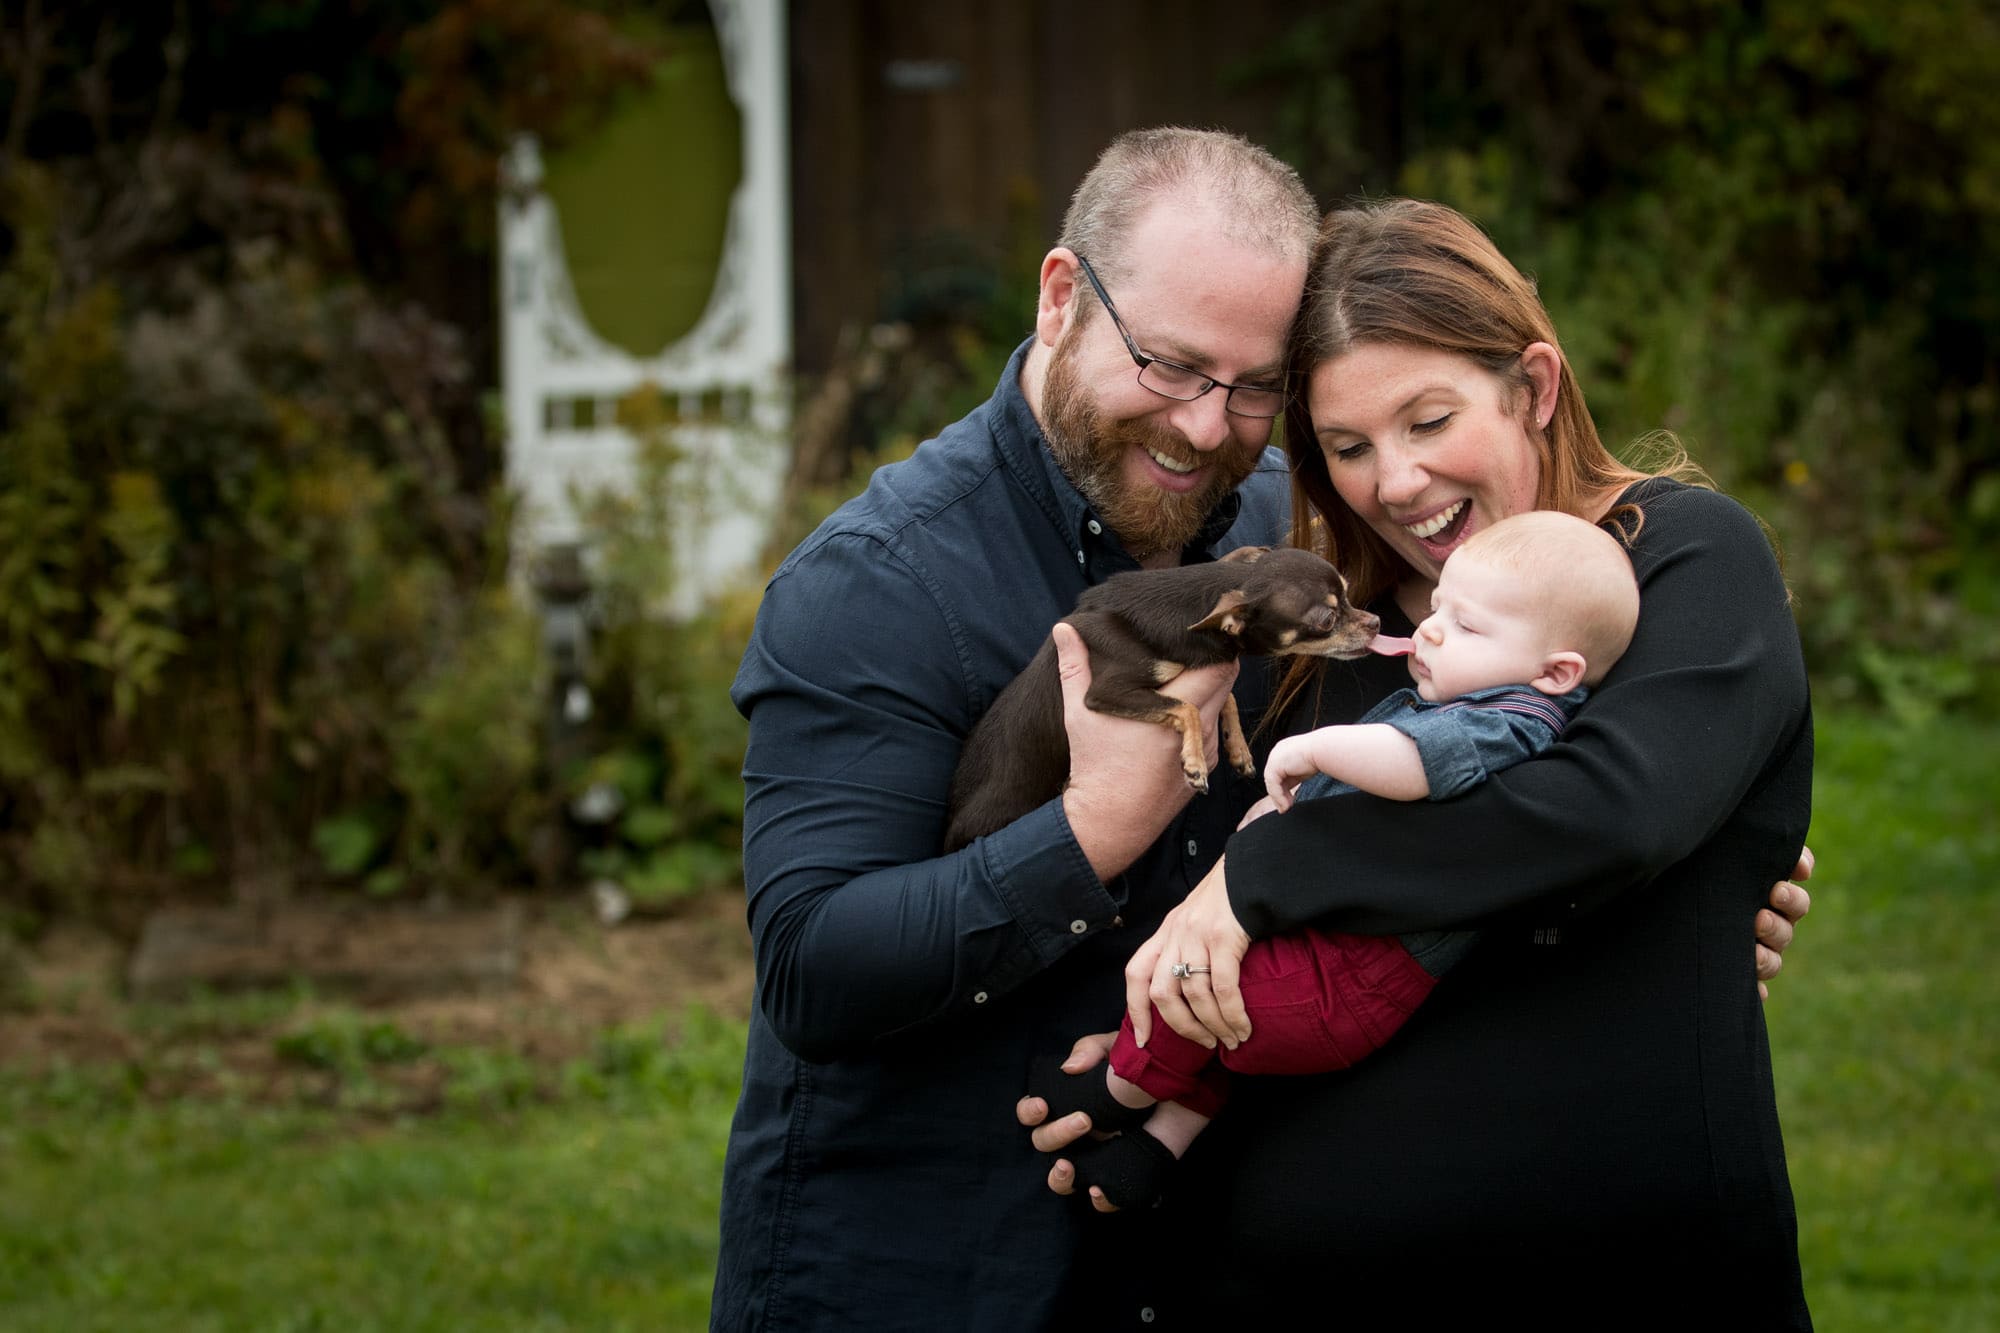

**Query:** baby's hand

left=1261, top=736, right=1320, bottom=813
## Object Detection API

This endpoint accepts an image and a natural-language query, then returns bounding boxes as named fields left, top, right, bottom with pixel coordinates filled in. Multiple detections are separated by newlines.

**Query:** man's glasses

left=1073, top=254, right=1288, bottom=419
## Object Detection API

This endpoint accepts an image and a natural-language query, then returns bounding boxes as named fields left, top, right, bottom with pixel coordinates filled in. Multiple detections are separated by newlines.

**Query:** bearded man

left=711, top=128, right=1317, bottom=1330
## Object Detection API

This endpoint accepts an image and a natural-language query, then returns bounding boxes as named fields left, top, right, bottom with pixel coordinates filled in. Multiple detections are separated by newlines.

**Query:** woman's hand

left=1755, top=845, right=1814, bottom=1000
left=1126, top=855, right=1253, bottom=1050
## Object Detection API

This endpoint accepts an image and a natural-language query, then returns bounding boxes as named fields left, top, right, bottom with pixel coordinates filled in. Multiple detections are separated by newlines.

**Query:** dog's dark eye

left=1303, top=605, right=1337, bottom=633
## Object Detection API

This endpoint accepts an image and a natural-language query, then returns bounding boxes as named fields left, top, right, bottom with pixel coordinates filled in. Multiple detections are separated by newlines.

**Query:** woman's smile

left=1309, top=342, right=1552, bottom=581
left=1402, top=498, right=1466, bottom=541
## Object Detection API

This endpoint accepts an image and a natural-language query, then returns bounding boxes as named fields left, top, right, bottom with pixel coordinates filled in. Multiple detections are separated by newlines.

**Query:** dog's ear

left=1218, top=546, right=1267, bottom=565
left=1190, top=589, right=1250, bottom=635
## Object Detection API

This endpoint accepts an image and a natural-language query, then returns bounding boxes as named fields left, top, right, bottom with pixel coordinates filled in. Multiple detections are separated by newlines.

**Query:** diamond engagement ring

left=1170, top=962, right=1212, bottom=979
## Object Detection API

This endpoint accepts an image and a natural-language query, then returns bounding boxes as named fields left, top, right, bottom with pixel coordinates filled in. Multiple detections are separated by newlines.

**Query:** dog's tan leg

left=1220, top=695, right=1253, bottom=776
left=1166, top=699, right=1209, bottom=792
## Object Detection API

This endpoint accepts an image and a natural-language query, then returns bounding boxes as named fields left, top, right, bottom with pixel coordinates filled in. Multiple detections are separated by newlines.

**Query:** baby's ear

left=1191, top=589, right=1249, bottom=635
left=1532, top=651, right=1587, bottom=696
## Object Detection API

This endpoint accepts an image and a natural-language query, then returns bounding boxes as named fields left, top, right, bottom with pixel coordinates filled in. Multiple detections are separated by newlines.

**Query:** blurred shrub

left=0, top=3, right=702, bottom=912
left=0, top=142, right=522, bottom=906
left=389, top=589, right=549, bottom=887
left=557, top=391, right=764, bottom=913
left=0, top=131, right=775, bottom=907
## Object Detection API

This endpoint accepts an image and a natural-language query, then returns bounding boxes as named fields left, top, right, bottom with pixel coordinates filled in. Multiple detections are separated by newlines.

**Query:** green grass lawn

left=1770, top=710, right=2000, bottom=1328
left=0, top=1014, right=746, bottom=1333
left=2, top=707, right=1994, bottom=1329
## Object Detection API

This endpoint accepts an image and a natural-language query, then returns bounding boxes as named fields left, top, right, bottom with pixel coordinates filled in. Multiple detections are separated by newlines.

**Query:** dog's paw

left=1182, top=766, right=1210, bottom=794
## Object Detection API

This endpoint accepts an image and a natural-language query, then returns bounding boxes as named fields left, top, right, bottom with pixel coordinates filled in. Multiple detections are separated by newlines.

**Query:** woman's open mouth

left=1403, top=499, right=1466, bottom=540
left=1402, top=499, right=1472, bottom=555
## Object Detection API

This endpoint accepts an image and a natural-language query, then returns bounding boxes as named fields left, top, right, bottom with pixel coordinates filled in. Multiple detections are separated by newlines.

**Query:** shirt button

left=1186, top=839, right=1199, bottom=857
left=1087, top=519, right=1103, bottom=535
left=972, top=991, right=989, bottom=1004
left=1076, top=549, right=1085, bottom=565
left=1140, top=1309, right=1156, bottom=1324
left=1069, top=919, right=1088, bottom=935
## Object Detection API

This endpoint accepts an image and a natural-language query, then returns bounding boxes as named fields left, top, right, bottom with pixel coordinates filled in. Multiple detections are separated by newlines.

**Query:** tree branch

left=1, top=0, right=50, bottom=178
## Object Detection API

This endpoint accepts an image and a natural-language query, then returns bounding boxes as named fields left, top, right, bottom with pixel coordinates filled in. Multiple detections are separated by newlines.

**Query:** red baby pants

left=1108, top=928, right=1439, bottom=1119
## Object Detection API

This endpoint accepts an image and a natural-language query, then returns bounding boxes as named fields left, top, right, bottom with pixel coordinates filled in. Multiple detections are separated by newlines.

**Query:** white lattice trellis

left=499, top=0, right=789, bottom=614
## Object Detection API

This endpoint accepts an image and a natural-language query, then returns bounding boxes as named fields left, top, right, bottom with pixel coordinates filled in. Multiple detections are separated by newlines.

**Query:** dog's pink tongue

left=1368, top=635, right=1415, bottom=657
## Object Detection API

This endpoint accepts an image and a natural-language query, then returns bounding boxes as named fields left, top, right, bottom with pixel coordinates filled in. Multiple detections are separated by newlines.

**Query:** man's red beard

left=1041, top=332, right=1259, bottom=562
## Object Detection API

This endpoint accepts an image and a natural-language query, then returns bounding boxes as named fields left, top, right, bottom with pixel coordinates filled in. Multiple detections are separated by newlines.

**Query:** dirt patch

left=128, top=900, right=526, bottom=1003
left=0, top=889, right=755, bottom=1088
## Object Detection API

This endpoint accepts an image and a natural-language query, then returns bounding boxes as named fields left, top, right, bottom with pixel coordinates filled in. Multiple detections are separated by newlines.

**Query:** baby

left=1037, top=510, right=1642, bottom=1209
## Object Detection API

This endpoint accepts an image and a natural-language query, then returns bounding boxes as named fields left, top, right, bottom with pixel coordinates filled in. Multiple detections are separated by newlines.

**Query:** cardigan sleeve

left=1224, top=483, right=1810, bottom=939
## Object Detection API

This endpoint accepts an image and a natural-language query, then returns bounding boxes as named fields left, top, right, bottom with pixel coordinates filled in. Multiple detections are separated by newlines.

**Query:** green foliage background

left=0, top=2, right=741, bottom=914
left=1238, top=0, right=2000, bottom=719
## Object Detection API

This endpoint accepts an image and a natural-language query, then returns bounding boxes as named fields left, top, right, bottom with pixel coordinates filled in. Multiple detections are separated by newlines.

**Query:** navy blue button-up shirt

left=712, top=341, right=1290, bottom=1330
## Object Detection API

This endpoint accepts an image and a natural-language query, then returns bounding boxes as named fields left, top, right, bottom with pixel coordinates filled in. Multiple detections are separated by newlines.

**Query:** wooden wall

left=788, top=0, right=1303, bottom=372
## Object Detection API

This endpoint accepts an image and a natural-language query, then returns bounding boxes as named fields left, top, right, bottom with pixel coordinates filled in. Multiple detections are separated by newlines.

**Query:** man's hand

left=1015, top=1031, right=1117, bottom=1150
left=1056, top=622, right=1238, bottom=882
left=1015, top=1032, right=1124, bottom=1213
left=1755, top=845, right=1814, bottom=1000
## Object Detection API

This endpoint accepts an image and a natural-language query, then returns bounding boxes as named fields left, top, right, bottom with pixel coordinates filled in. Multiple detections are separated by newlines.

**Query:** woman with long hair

left=1069, top=199, right=1813, bottom=1327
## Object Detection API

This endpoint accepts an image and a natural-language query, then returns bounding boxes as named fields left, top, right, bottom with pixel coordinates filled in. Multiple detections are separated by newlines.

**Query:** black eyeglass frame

left=1072, top=254, right=1288, bottom=419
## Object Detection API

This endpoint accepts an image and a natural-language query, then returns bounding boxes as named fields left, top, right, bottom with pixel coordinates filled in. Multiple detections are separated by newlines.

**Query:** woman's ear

left=1036, top=249, right=1082, bottom=348
left=1519, top=341, right=1561, bottom=430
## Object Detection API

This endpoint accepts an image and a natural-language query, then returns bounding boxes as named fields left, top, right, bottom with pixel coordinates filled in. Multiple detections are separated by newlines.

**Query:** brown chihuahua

left=943, top=547, right=1380, bottom=852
